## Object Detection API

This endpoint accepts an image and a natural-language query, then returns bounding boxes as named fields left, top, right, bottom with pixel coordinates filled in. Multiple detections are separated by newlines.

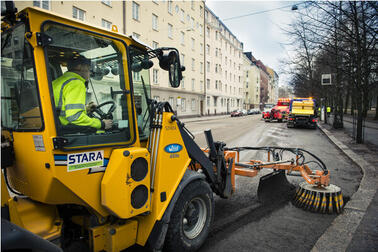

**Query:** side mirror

left=159, top=50, right=184, bottom=88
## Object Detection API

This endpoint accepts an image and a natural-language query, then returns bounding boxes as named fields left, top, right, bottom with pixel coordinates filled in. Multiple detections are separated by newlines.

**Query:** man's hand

left=102, top=119, right=113, bottom=130
left=86, top=101, right=97, bottom=113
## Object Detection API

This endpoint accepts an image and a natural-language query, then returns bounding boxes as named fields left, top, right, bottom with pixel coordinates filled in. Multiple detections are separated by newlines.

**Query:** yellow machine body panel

left=136, top=112, right=191, bottom=245
left=101, top=147, right=151, bottom=218
left=291, top=100, right=315, bottom=116
left=7, top=197, right=62, bottom=241
left=90, top=220, right=138, bottom=252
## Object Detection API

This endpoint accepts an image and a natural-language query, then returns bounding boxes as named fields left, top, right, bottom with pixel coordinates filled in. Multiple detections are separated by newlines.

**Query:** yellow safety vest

left=52, top=72, right=102, bottom=129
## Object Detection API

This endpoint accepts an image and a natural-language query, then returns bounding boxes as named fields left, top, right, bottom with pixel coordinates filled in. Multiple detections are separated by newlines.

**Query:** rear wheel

left=164, top=180, right=214, bottom=252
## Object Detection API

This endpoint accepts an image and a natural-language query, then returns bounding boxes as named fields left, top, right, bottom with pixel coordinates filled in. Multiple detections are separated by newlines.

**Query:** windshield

left=43, top=22, right=135, bottom=148
left=129, top=47, right=151, bottom=141
left=1, top=23, right=43, bottom=131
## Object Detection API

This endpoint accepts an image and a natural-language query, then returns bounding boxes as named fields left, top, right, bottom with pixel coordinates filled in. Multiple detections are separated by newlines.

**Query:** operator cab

left=1, top=12, right=184, bottom=151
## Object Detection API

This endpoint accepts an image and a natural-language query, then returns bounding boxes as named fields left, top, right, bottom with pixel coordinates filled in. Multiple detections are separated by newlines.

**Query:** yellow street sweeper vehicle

left=1, top=4, right=343, bottom=252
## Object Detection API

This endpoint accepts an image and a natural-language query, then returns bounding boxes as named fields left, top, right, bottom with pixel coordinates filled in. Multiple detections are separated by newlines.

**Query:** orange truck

left=263, top=98, right=291, bottom=122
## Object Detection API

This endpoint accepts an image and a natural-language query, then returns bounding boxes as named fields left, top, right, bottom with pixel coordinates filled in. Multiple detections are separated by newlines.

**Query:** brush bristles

left=293, top=186, right=344, bottom=214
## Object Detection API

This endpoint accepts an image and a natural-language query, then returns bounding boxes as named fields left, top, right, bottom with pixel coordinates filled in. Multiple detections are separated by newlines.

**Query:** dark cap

left=67, top=55, right=91, bottom=71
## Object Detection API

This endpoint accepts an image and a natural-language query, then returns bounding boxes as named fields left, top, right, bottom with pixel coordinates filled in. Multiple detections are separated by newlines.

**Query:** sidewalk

left=342, top=114, right=378, bottom=130
left=180, top=114, right=230, bottom=124
left=313, top=123, right=378, bottom=252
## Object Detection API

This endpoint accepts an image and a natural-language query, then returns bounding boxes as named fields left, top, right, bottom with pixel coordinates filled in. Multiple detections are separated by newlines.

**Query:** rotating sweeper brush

left=293, top=182, right=344, bottom=214
left=227, top=146, right=345, bottom=214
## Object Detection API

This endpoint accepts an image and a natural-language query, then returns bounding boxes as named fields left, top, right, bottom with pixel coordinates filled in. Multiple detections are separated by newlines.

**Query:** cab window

left=1, top=23, right=43, bottom=131
left=43, top=22, right=135, bottom=149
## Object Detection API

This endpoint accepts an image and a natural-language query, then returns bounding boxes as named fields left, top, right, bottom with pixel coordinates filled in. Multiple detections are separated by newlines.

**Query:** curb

left=312, top=124, right=377, bottom=252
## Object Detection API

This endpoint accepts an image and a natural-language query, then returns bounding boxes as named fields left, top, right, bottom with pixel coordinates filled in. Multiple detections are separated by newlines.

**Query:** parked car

left=247, top=109, right=255, bottom=115
left=254, top=109, right=261, bottom=114
left=241, top=109, right=248, bottom=116
left=231, top=110, right=243, bottom=117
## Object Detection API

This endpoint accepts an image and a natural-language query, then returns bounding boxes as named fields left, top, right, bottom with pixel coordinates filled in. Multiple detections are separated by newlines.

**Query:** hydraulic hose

left=225, top=146, right=328, bottom=175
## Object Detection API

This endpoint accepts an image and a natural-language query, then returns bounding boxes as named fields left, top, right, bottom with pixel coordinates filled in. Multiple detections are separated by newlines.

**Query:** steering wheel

left=89, top=101, right=116, bottom=120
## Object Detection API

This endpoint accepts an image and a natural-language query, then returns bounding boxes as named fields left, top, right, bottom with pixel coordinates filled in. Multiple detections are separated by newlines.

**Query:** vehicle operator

left=52, top=56, right=113, bottom=131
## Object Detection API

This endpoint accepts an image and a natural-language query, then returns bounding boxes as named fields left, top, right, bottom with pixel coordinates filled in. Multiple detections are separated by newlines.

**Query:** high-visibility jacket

left=327, top=107, right=331, bottom=113
left=52, top=72, right=102, bottom=129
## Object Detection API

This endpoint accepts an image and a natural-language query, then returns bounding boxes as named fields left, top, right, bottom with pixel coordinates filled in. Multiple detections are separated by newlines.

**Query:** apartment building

left=125, top=1, right=205, bottom=116
left=15, top=1, right=124, bottom=31
left=15, top=0, right=205, bottom=117
left=243, top=54, right=260, bottom=109
left=14, top=1, right=274, bottom=115
left=266, top=66, right=279, bottom=103
left=205, top=6, right=244, bottom=115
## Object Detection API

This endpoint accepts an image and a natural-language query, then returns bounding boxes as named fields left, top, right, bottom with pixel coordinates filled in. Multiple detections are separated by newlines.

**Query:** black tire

left=164, top=180, right=214, bottom=252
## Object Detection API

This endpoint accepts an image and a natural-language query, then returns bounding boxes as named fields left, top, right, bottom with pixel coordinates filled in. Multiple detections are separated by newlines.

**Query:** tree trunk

left=375, top=95, right=378, bottom=120
left=344, top=87, right=350, bottom=114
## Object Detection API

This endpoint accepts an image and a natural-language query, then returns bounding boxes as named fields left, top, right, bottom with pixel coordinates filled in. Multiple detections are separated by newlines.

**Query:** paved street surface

left=127, top=114, right=375, bottom=252
left=183, top=115, right=361, bottom=252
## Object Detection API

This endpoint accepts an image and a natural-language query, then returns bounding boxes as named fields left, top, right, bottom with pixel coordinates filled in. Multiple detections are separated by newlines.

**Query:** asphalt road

left=128, top=115, right=362, bottom=252
left=184, top=115, right=361, bottom=252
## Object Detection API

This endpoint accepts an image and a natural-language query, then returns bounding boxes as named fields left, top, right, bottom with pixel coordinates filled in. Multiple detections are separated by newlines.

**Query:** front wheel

left=164, top=180, right=214, bottom=252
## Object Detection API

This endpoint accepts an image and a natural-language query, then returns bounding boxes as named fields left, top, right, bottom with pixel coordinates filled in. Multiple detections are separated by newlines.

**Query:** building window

left=215, top=64, right=218, bottom=73
left=175, top=5, right=179, bottom=13
left=206, top=79, right=210, bottom=89
left=207, top=96, right=210, bottom=106
left=133, top=71, right=141, bottom=81
left=199, top=25, right=203, bottom=35
left=215, top=31, right=218, bottom=40
left=200, top=43, right=203, bottom=54
left=33, top=0, right=50, bottom=10
left=181, top=54, right=185, bottom=66
left=169, top=97, right=174, bottom=107
left=206, top=61, right=210, bottom=72
left=215, top=80, right=218, bottom=90
left=132, top=2, right=140, bottom=21
left=206, top=27, right=210, bottom=37
left=206, top=44, right=210, bottom=55
left=181, top=77, right=185, bottom=88
left=200, top=62, right=203, bottom=74
left=205, top=10, right=208, bottom=20
left=191, top=17, right=195, bottom=29
left=200, top=81, right=203, bottom=91
left=168, top=23, right=173, bottom=38
left=200, top=6, right=203, bottom=17
left=152, top=41, right=159, bottom=49
left=180, top=9, right=185, bottom=22
left=153, top=69, right=158, bottom=84
left=132, top=32, right=140, bottom=39
left=191, top=38, right=195, bottom=51
left=101, top=0, right=111, bottom=6
left=182, top=98, right=186, bottom=112
left=152, top=14, right=158, bottom=30
left=191, top=99, right=196, bottom=111
left=191, top=58, right=195, bottom=71
left=191, top=78, right=195, bottom=90
left=181, top=32, right=185, bottom=45
left=101, top=19, right=112, bottom=29
left=168, top=0, right=173, bottom=14
left=72, top=6, right=85, bottom=21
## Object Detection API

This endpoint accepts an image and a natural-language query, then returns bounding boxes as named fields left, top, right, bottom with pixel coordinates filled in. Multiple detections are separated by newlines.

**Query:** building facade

left=242, top=54, right=260, bottom=109
left=15, top=1, right=275, bottom=116
left=204, top=6, right=244, bottom=115
left=15, top=0, right=206, bottom=117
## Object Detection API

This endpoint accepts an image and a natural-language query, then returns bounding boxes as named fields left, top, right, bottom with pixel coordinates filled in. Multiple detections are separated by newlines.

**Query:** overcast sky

left=206, top=0, right=300, bottom=86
